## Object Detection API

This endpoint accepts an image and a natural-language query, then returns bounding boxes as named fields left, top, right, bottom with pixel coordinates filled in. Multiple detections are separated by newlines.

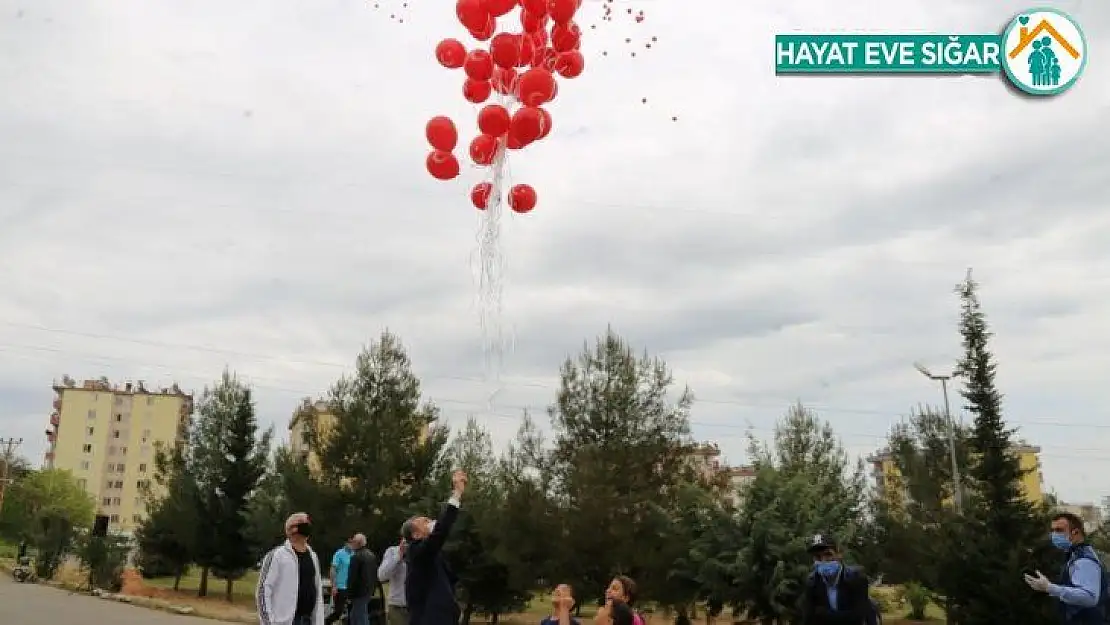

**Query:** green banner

left=775, top=34, right=1003, bottom=74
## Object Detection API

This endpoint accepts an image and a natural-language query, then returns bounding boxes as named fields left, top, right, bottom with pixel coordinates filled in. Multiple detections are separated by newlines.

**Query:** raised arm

left=413, top=470, right=467, bottom=561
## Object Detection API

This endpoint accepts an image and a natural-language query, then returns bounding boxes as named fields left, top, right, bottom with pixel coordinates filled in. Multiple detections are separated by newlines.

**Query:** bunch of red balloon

left=423, top=0, right=586, bottom=215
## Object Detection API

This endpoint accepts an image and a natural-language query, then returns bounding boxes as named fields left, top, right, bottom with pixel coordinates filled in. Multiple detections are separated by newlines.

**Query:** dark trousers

left=326, top=590, right=350, bottom=625
left=295, top=616, right=314, bottom=625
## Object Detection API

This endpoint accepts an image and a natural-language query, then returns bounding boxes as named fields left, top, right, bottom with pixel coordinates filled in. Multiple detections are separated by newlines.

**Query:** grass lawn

left=145, top=569, right=260, bottom=604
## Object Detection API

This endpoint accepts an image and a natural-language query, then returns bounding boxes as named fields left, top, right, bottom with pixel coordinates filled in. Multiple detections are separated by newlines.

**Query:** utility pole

left=913, top=363, right=964, bottom=514
left=0, top=437, right=24, bottom=516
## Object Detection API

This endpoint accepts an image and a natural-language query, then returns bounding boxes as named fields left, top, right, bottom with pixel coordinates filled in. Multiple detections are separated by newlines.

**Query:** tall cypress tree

left=946, top=270, right=1052, bottom=625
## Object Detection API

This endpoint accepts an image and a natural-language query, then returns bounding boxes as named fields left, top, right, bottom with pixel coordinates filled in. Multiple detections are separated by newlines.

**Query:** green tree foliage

left=189, top=370, right=270, bottom=598
left=942, top=271, right=1053, bottom=625
left=731, top=404, right=866, bottom=625
left=0, top=468, right=94, bottom=577
left=135, top=444, right=198, bottom=586
left=546, top=328, right=695, bottom=604
left=76, top=533, right=130, bottom=591
left=287, top=331, right=450, bottom=564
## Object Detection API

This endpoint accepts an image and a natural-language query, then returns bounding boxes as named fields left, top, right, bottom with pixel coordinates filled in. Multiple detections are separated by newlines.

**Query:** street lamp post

left=913, top=363, right=963, bottom=514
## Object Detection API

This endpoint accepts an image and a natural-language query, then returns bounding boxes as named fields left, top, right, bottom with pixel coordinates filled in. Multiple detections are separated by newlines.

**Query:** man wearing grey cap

left=403, top=470, right=468, bottom=625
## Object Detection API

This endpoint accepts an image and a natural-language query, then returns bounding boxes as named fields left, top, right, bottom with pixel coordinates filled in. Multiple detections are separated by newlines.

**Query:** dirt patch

left=113, top=569, right=255, bottom=622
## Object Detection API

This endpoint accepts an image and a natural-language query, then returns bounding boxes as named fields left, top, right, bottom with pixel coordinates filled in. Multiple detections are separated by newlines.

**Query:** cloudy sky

left=1, top=0, right=1108, bottom=503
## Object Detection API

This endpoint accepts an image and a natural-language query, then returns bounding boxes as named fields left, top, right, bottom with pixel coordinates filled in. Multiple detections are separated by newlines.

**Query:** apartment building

left=287, top=396, right=431, bottom=474
left=868, top=441, right=1044, bottom=508
left=1056, top=501, right=1103, bottom=533
left=686, top=441, right=756, bottom=507
left=44, top=375, right=193, bottom=535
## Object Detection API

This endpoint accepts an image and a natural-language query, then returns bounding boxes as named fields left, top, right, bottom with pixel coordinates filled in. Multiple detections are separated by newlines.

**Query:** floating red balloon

left=425, top=116, right=458, bottom=151
left=456, top=0, right=487, bottom=31
left=521, top=0, right=547, bottom=17
left=509, top=184, right=537, bottom=213
left=471, top=182, right=493, bottom=210
left=551, top=23, right=581, bottom=52
left=469, top=134, right=500, bottom=165
left=490, top=32, right=520, bottom=69
left=517, top=68, right=556, bottom=106
left=464, top=50, right=494, bottom=81
left=427, top=150, right=460, bottom=180
left=470, top=16, right=495, bottom=41
left=521, top=10, right=544, bottom=33
left=516, top=36, right=536, bottom=68
left=435, top=39, right=467, bottom=69
left=547, top=0, right=578, bottom=24
left=555, top=50, right=584, bottom=78
left=478, top=104, right=511, bottom=136
left=510, top=106, right=545, bottom=145
left=491, top=67, right=518, bottom=95
left=463, top=78, right=492, bottom=103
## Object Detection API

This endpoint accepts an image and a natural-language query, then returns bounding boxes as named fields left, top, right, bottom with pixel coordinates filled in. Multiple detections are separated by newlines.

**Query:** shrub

left=900, top=581, right=931, bottom=620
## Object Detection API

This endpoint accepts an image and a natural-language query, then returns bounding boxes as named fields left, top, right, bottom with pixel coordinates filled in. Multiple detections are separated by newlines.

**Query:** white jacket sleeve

left=313, top=551, right=326, bottom=625
left=256, top=550, right=279, bottom=625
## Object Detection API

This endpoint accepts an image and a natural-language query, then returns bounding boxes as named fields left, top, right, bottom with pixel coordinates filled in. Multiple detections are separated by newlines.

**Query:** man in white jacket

left=257, top=512, right=326, bottom=625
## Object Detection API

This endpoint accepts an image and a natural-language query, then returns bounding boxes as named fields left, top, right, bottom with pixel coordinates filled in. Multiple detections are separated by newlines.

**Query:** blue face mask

left=1051, top=531, right=1072, bottom=551
left=815, top=560, right=841, bottom=577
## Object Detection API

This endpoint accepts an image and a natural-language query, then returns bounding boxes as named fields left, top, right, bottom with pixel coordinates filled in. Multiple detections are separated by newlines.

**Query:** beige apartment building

left=44, top=375, right=193, bottom=535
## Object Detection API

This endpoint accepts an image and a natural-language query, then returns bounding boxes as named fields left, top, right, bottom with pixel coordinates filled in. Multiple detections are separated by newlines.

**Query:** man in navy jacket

left=402, top=470, right=467, bottom=625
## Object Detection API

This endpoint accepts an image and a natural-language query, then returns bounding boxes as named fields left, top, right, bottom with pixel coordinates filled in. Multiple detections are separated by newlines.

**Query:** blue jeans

left=349, top=596, right=371, bottom=625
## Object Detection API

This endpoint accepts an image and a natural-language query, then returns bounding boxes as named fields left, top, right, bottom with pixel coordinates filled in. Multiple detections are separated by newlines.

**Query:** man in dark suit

left=799, top=532, right=878, bottom=625
left=402, top=470, right=467, bottom=625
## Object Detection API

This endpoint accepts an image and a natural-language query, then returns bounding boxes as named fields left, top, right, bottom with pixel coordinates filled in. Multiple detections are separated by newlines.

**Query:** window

left=109, top=514, right=119, bottom=523
left=79, top=461, right=90, bottom=470
left=115, top=414, right=122, bottom=422
left=87, top=409, right=96, bottom=420
left=134, top=497, right=142, bottom=507
left=102, top=497, right=111, bottom=506
left=116, top=464, right=126, bottom=473
left=120, top=446, right=128, bottom=456
left=136, top=480, right=150, bottom=489
left=111, top=497, right=121, bottom=506
left=139, top=463, right=147, bottom=473
left=115, top=480, right=124, bottom=488
left=76, top=479, right=87, bottom=490
left=86, top=426, right=94, bottom=436
left=301, top=430, right=311, bottom=445
left=82, top=444, right=92, bottom=453
left=113, top=430, right=120, bottom=438
left=132, top=514, right=142, bottom=523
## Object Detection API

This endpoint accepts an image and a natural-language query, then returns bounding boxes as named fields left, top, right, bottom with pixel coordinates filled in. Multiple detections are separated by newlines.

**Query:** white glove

left=1024, top=570, right=1051, bottom=593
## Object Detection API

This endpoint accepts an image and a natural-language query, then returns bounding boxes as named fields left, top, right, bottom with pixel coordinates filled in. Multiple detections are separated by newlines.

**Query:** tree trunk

left=491, top=613, right=500, bottom=625
left=173, top=570, right=183, bottom=591
left=461, top=603, right=474, bottom=625
left=226, top=577, right=234, bottom=602
left=198, top=566, right=209, bottom=597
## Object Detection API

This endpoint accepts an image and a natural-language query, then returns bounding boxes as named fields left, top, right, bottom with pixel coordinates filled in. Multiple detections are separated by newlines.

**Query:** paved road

left=0, top=573, right=223, bottom=625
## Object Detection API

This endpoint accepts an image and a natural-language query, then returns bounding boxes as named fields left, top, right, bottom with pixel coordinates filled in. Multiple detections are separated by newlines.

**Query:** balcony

left=53, top=399, right=62, bottom=410
left=50, top=413, right=60, bottom=426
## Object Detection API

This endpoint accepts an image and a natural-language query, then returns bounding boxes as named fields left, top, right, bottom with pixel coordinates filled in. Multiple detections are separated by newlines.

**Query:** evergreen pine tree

left=944, top=270, right=1053, bottom=625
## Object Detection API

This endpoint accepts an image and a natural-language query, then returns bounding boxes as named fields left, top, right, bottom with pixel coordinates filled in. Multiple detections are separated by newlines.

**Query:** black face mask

left=294, top=523, right=313, bottom=537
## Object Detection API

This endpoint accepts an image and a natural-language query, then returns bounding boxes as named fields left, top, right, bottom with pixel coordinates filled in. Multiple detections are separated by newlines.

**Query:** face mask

left=294, top=523, right=313, bottom=538
left=815, top=561, right=841, bottom=577
left=1051, top=531, right=1072, bottom=550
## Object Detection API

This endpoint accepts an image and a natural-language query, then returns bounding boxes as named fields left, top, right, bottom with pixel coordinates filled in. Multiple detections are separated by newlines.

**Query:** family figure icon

left=1028, top=37, right=1061, bottom=86
left=1002, top=10, right=1086, bottom=95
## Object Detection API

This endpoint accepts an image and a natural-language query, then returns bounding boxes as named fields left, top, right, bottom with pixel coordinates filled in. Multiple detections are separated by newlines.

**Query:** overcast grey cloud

left=1, top=0, right=1109, bottom=504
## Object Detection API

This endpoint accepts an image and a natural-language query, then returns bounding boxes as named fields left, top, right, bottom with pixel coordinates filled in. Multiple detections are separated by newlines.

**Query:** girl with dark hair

left=603, top=576, right=645, bottom=625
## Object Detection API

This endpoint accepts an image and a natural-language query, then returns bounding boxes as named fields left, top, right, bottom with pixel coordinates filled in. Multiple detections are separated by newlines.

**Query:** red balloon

left=517, top=68, right=556, bottom=106
left=463, top=78, right=492, bottom=103
left=509, top=184, right=537, bottom=213
left=531, top=28, right=549, bottom=49
left=478, top=104, right=511, bottom=136
left=469, top=134, right=500, bottom=165
left=464, top=50, right=494, bottom=81
left=484, top=0, right=516, bottom=18
left=516, top=36, right=536, bottom=68
left=435, top=39, right=467, bottom=69
left=510, top=106, right=545, bottom=144
left=491, top=67, right=518, bottom=95
left=425, top=116, right=458, bottom=151
left=551, top=23, right=580, bottom=52
left=471, top=182, right=493, bottom=210
left=456, top=0, right=488, bottom=31
left=555, top=50, right=584, bottom=78
left=506, top=133, right=525, bottom=150
left=469, top=16, right=496, bottom=41
left=537, top=47, right=559, bottom=71
left=521, top=0, right=547, bottom=17
left=547, top=0, right=577, bottom=24
left=537, top=107, right=553, bottom=139
left=490, top=33, right=520, bottom=69
left=520, top=10, right=543, bottom=33
left=426, top=150, right=460, bottom=180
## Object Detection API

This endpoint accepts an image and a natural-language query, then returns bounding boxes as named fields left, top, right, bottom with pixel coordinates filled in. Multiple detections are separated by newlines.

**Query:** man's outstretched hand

left=452, top=470, right=468, bottom=496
